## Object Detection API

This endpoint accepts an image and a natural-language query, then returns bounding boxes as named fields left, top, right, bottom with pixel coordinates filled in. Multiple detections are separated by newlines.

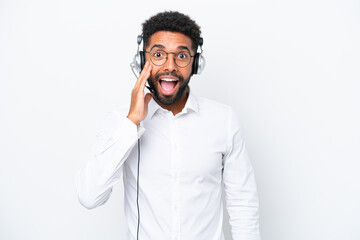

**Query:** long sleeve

left=222, top=108, right=261, bottom=240
left=75, top=110, right=145, bottom=209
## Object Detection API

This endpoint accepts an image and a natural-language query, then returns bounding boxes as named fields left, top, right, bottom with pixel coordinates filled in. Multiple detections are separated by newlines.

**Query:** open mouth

left=158, top=77, right=179, bottom=95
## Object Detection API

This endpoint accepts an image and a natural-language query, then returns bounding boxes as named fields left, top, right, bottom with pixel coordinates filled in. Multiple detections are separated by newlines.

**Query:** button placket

left=171, top=118, right=180, bottom=237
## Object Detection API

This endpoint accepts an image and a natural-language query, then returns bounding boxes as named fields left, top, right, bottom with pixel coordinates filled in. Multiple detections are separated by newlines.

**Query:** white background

left=1, top=0, right=359, bottom=239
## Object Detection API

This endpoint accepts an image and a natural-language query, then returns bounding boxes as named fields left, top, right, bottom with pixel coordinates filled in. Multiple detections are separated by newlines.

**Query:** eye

left=153, top=51, right=163, bottom=58
left=177, top=52, right=188, bottom=59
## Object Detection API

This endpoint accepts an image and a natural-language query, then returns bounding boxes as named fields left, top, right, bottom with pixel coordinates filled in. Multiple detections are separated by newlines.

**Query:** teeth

left=161, top=78, right=177, bottom=82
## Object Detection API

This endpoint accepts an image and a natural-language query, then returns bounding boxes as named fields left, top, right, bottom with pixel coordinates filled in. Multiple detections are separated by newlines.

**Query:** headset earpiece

left=140, top=50, right=145, bottom=71
left=192, top=53, right=205, bottom=75
left=192, top=53, right=200, bottom=75
left=196, top=53, right=205, bottom=74
left=191, top=37, right=205, bottom=75
left=130, top=35, right=144, bottom=77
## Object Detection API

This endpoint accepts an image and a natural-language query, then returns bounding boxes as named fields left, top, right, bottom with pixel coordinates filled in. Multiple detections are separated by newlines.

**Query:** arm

left=76, top=61, right=152, bottom=209
left=75, top=112, right=144, bottom=209
left=222, top=109, right=261, bottom=240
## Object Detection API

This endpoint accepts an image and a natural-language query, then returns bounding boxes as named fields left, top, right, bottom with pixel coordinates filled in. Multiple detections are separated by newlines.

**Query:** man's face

left=145, top=31, right=194, bottom=106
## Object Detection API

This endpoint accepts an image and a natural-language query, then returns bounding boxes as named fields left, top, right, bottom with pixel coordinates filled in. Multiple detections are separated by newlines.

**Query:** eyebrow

left=150, top=44, right=192, bottom=53
left=150, top=44, right=165, bottom=50
left=177, top=46, right=191, bottom=53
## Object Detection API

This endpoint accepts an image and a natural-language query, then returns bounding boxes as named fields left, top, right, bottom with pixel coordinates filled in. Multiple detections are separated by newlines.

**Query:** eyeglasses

left=145, top=48, right=194, bottom=68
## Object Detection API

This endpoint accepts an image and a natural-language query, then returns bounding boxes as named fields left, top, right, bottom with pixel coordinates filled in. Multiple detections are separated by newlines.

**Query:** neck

left=155, top=86, right=189, bottom=116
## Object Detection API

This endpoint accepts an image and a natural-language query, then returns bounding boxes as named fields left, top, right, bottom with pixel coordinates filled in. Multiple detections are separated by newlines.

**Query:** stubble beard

left=148, top=72, right=191, bottom=106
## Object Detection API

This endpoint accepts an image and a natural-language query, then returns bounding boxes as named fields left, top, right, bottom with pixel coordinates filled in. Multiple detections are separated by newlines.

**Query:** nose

left=163, top=54, right=177, bottom=72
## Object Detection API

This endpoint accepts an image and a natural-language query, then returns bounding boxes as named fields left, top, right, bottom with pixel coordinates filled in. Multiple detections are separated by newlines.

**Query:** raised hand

left=127, top=61, right=153, bottom=126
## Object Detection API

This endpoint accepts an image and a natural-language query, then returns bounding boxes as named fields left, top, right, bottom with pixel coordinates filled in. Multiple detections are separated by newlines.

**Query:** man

left=76, top=11, right=261, bottom=240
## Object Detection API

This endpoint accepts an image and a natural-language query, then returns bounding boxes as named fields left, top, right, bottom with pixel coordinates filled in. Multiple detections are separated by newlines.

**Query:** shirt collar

left=147, top=87, right=199, bottom=119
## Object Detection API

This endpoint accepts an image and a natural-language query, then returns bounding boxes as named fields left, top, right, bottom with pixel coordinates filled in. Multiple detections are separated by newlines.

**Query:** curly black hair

left=142, top=11, right=201, bottom=53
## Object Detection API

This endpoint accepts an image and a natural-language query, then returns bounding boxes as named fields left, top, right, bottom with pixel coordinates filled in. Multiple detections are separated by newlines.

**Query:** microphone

left=146, top=85, right=155, bottom=94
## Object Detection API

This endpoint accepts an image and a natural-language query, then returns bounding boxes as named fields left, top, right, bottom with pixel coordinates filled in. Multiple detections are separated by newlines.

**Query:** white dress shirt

left=76, top=89, right=261, bottom=240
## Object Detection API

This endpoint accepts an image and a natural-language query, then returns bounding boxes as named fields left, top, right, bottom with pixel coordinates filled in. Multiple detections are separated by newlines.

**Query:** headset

left=130, top=34, right=205, bottom=240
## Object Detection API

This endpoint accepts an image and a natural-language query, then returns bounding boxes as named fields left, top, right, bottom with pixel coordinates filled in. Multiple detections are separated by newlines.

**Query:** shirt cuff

left=112, top=117, right=145, bottom=141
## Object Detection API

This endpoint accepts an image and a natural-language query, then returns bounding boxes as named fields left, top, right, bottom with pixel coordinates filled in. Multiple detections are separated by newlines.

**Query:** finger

left=134, top=61, right=150, bottom=88
left=139, top=61, right=151, bottom=84
left=139, top=64, right=152, bottom=91
left=139, top=61, right=150, bottom=80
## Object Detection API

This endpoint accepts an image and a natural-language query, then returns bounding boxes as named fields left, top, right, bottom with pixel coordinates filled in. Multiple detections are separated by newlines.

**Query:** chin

left=149, top=76, right=189, bottom=105
left=155, top=83, right=189, bottom=106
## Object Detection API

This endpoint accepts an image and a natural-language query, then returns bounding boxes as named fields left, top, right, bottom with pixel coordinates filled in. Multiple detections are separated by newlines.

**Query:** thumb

left=144, top=93, right=152, bottom=106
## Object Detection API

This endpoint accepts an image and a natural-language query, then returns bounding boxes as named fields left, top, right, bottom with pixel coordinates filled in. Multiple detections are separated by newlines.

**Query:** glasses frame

left=144, top=49, right=194, bottom=68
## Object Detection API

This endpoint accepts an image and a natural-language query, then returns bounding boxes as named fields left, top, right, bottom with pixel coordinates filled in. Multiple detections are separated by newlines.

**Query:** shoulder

left=196, top=96, right=235, bottom=118
left=195, top=96, right=242, bottom=131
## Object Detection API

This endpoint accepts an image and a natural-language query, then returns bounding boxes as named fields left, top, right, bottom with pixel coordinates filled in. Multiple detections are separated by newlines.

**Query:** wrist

left=127, top=115, right=140, bottom=126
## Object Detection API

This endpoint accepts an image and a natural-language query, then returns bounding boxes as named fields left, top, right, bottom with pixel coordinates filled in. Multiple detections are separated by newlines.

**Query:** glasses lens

left=150, top=49, right=166, bottom=66
left=175, top=51, right=191, bottom=67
